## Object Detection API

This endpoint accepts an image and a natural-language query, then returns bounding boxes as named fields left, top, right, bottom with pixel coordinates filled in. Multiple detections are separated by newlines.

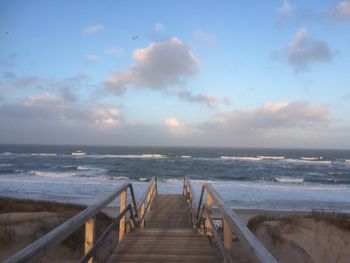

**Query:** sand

left=0, top=197, right=115, bottom=262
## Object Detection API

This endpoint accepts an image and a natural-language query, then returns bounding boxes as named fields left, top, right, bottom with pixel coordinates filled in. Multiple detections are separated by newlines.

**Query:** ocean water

left=0, top=145, right=349, bottom=211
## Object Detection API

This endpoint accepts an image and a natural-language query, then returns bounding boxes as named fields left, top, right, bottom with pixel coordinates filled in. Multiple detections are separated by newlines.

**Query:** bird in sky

left=132, top=35, right=139, bottom=40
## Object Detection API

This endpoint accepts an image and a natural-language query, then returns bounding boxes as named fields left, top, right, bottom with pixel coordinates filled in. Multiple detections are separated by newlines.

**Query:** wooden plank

left=84, top=217, right=95, bottom=263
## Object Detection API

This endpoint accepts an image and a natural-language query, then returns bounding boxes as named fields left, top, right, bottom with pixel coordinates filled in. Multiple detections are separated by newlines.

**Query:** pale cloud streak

left=176, top=90, right=230, bottom=108
left=104, top=38, right=198, bottom=95
left=82, top=24, right=105, bottom=36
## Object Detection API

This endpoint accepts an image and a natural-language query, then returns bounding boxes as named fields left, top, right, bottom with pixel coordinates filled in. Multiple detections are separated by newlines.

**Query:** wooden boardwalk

left=107, top=194, right=221, bottom=262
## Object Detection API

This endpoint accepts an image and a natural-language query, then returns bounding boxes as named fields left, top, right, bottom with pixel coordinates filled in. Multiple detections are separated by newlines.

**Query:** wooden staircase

left=107, top=194, right=221, bottom=262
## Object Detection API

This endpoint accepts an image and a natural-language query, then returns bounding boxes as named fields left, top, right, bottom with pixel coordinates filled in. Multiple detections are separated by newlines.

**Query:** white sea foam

left=77, top=166, right=90, bottom=170
left=31, top=153, right=57, bottom=156
left=142, top=154, right=166, bottom=158
left=181, top=155, right=192, bottom=158
left=72, top=151, right=86, bottom=156
left=283, top=158, right=331, bottom=165
left=31, top=170, right=77, bottom=178
left=138, top=177, right=149, bottom=182
left=275, top=177, right=304, bottom=184
left=220, top=156, right=262, bottom=161
left=1, top=174, right=349, bottom=211
left=300, top=157, right=322, bottom=161
left=257, top=156, right=285, bottom=160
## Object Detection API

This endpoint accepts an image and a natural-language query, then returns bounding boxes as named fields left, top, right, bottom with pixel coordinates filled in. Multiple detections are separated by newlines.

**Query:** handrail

left=4, top=183, right=138, bottom=263
left=185, top=178, right=278, bottom=263
left=137, top=177, right=157, bottom=227
left=183, top=177, right=198, bottom=226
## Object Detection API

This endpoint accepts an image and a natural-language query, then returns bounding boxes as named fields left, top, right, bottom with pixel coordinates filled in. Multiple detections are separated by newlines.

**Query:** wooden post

left=224, top=218, right=233, bottom=259
left=206, top=192, right=213, bottom=236
left=85, top=217, right=95, bottom=263
left=140, top=202, right=145, bottom=228
left=147, top=187, right=152, bottom=213
left=119, top=190, right=127, bottom=241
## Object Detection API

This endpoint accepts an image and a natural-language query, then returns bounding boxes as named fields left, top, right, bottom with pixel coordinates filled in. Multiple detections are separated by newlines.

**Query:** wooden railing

left=183, top=177, right=278, bottom=263
left=4, top=179, right=157, bottom=263
left=137, top=177, right=158, bottom=228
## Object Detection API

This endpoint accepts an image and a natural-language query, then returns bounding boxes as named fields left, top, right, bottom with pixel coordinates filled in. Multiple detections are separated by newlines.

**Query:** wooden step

left=107, top=194, right=221, bottom=262
left=107, top=253, right=219, bottom=262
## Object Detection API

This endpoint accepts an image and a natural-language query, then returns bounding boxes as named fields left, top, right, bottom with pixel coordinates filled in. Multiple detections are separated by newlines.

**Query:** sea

left=0, top=144, right=349, bottom=212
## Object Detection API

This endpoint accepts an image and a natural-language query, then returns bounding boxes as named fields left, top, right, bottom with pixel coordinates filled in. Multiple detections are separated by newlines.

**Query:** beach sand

left=0, top=197, right=116, bottom=262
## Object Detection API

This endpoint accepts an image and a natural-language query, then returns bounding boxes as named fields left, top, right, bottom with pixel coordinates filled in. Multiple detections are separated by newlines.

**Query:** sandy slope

left=253, top=218, right=350, bottom=263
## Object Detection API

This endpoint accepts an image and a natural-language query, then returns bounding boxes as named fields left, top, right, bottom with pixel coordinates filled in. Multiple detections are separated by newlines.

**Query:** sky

left=0, top=0, right=349, bottom=148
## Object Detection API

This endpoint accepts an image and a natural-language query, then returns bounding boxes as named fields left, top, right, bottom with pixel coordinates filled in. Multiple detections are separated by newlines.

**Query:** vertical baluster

left=224, top=218, right=233, bottom=260
left=206, top=192, right=213, bottom=236
left=85, top=217, right=95, bottom=263
left=140, top=202, right=145, bottom=228
left=119, top=190, right=127, bottom=241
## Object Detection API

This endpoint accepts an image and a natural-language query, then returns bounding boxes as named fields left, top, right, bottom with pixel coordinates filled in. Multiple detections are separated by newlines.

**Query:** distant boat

left=72, top=150, right=86, bottom=156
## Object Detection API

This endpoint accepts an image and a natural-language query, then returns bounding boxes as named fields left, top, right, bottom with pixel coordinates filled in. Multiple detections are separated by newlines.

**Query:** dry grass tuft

left=309, top=214, right=350, bottom=231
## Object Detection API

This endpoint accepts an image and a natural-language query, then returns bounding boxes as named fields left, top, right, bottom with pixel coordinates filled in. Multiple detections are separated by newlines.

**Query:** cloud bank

left=104, top=38, right=198, bottom=95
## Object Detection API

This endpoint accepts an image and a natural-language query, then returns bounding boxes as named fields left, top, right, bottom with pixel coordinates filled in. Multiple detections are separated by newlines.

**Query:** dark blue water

left=1, top=144, right=350, bottom=185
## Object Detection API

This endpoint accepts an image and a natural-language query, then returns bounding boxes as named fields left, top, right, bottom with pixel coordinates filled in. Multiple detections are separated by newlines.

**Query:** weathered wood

left=108, top=195, right=220, bottom=263
left=203, top=183, right=278, bottom=263
left=4, top=183, right=136, bottom=263
left=84, top=217, right=95, bottom=263
left=206, top=191, right=213, bottom=236
left=119, top=190, right=127, bottom=241
left=223, top=218, right=233, bottom=259
left=140, top=202, right=145, bottom=228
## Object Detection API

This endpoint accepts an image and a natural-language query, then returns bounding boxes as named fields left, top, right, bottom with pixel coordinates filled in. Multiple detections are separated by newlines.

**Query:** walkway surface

left=107, top=194, right=221, bottom=262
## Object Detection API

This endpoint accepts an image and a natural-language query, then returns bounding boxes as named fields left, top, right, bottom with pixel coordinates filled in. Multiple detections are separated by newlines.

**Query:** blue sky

left=0, top=0, right=349, bottom=148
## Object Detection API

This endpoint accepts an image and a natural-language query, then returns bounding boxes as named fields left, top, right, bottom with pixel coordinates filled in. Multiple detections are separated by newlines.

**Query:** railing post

left=206, top=191, right=213, bottom=236
left=147, top=186, right=152, bottom=213
left=119, top=190, right=127, bottom=241
left=85, top=217, right=95, bottom=263
left=140, top=202, right=145, bottom=228
left=223, top=218, right=233, bottom=259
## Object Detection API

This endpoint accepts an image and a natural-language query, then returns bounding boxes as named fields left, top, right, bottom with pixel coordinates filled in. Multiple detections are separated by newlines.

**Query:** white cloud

left=154, top=23, right=165, bottom=32
left=85, top=54, right=100, bottom=62
left=176, top=90, right=230, bottom=108
left=104, top=38, right=198, bottom=95
left=281, top=28, right=333, bottom=72
left=278, top=0, right=294, bottom=15
left=164, top=117, right=199, bottom=136
left=331, top=1, right=350, bottom=20
left=194, top=29, right=216, bottom=46
left=82, top=24, right=105, bottom=36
